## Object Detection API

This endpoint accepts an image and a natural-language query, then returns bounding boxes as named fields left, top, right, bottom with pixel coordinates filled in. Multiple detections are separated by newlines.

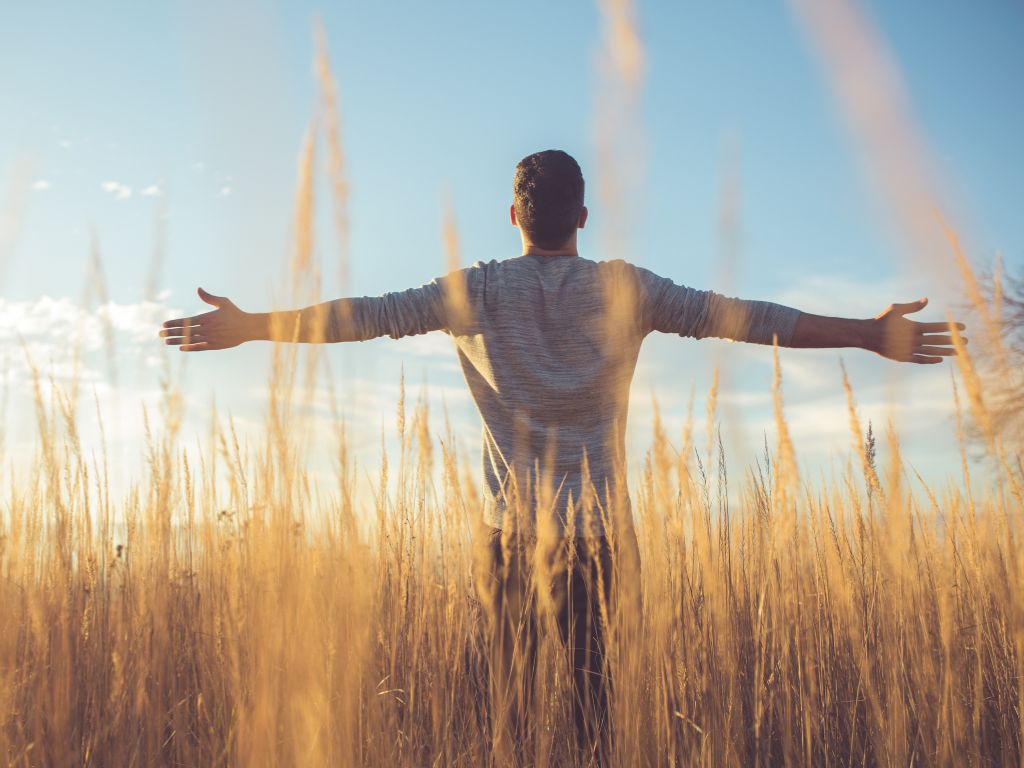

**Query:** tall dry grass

left=1, top=306, right=1022, bottom=767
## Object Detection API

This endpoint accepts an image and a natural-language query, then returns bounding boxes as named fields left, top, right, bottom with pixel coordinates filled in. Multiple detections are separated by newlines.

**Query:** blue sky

left=2, top=0, right=1022, bottom=496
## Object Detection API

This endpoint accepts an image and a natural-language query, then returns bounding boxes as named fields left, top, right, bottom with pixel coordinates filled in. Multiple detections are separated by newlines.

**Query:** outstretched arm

left=636, top=268, right=966, bottom=365
left=788, top=298, right=966, bottom=364
left=160, top=288, right=347, bottom=351
left=160, top=279, right=458, bottom=351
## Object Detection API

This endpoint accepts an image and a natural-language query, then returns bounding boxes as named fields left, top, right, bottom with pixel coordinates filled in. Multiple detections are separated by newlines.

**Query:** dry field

left=0, top=318, right=1021, bottom=767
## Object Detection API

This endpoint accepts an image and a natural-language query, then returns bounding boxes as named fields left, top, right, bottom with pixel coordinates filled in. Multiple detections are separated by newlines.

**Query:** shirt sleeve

left=635, top=266, right=801, bottom=345
left=322, top=265, right=479, bottom=341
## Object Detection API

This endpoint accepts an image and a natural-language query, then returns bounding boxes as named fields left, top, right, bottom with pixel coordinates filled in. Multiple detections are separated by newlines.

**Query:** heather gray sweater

left=325, top=255, right=800, bottom=536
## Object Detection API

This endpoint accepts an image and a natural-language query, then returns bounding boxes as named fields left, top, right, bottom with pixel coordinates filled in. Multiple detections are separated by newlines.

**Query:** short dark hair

left=513, top=150, right=585, bottom=249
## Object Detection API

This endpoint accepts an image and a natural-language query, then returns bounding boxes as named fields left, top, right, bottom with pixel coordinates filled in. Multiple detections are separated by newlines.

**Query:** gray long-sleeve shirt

left=324, top=254, right=800, bottom=537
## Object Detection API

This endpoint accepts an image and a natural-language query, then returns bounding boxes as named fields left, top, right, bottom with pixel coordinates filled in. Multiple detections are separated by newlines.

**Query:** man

left=160, top=150, right=965, bottom=766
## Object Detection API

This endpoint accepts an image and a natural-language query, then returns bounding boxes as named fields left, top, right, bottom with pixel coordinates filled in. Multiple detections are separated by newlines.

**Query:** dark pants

left=474, top=526, right=630, bottom=766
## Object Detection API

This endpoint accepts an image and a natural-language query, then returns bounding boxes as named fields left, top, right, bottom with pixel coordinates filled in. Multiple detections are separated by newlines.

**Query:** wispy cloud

left=31, top=179, right=51, bottom=191
left=769, top=273, right=916, bottom=317
left=141, top=184, right=162, bottom=197
left=101, top=181, right=132, bottom=200
left=219, top=185, right=232, bottom=197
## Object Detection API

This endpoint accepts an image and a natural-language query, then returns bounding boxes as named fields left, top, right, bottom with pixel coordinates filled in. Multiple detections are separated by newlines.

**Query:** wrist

left=248, top=312, right=271, bottom=342
left=857, top=318, right=880, bottom=352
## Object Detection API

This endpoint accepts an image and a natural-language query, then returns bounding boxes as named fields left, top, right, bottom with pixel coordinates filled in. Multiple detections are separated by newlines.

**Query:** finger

left=916, top=334, right=953, bottom=345
left=160, top=327, right=203, bottom=340
left=915, top=321, right=966, bottom=333
left=159, top=327, right=202, bottom=338
left=198, top=287, right=221, bottom=307
left=179, top=342, right=212, bottom=352
left=165, top=335, right=208, bottom=346
left=909, top=354, right=943, bottom=364
left=913, top=346, right=957, bottom=357
left=917, top=334, right=968, bottom=347
left=893, top=298, right=928, bottom=316
left=162, top=310, right=214, bottom=329
left=198, top=287, right=234, bottom=309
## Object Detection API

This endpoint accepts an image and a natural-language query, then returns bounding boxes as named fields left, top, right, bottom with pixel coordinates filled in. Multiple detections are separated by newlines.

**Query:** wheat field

left=0, top=319, right=1021, bottom=767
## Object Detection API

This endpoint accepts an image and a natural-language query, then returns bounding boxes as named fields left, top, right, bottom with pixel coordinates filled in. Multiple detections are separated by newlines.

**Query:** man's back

left=375, top=253, right=801, bottom=536
left=452, top=254, right=645, bottom=537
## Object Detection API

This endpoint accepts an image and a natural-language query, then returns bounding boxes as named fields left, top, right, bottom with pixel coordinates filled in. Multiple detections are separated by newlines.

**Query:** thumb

left=892, top=297, right=928, bottom=316
left=197, top=286, right=232, bottom=309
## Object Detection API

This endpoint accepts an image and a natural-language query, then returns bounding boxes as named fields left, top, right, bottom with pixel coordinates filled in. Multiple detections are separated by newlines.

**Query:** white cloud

left=382, top=332, right=464, bottom=373
left=101, top=181, right=132, bottom=200
left=141, top=185, right=162, bottom=197
left=31, top=179, right=51, bottom=191
left=0, top=294, right=192, bottom=494
left=0, top=295, right=183, bottom=368
left=219, top=186, right=232, bottom=197
left=59, top=139, right=72, bottom=149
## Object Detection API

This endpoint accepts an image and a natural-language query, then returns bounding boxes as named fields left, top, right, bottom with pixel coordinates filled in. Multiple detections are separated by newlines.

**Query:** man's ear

left=509, top=204, right=517, bottom=226
left=578, top=206, right=588, bottom=229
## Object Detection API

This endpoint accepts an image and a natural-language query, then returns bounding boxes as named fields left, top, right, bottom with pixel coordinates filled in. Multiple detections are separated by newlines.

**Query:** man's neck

left=521, top=239, right=578, bottom=258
